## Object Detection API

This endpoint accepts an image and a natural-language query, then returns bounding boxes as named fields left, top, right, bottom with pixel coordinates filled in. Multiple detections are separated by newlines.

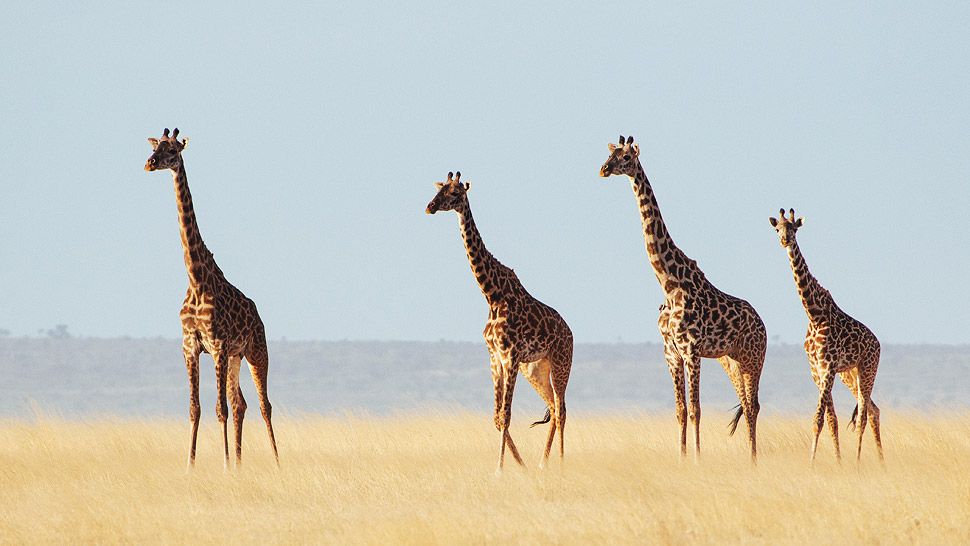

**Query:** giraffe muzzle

left=145, top=159, right=157, bottom=171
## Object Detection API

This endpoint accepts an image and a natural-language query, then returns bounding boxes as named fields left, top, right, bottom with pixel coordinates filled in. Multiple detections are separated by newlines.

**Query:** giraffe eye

left=623, top=154, right=630, bottom=160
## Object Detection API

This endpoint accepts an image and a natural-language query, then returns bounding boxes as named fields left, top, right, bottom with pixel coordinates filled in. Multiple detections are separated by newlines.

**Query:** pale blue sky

left=1, top=3, right=968, bottom=344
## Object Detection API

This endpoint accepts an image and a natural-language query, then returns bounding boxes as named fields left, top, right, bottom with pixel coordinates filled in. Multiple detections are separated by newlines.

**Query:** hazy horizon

left=3, top=337, right=967, bottom=420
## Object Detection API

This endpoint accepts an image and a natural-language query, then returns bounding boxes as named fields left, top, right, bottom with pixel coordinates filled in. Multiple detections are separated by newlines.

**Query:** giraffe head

left=599, top=135, right=640, bottom=177
left=144, top=128, right=189, bottom=172
left=425, top=171, right=472, bottom=214
left=769, top=208, right=805, bottom=247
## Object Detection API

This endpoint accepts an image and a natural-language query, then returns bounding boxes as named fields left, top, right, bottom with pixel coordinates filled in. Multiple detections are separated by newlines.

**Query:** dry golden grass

left=1, top=411, right=969, bottom=544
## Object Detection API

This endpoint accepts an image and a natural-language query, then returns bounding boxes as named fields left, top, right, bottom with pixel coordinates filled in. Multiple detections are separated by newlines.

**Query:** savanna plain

left=2, top=412, right=968, bottom=545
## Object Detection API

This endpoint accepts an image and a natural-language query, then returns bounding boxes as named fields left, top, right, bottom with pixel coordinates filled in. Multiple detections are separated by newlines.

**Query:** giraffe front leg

left=496, top=363, right=524, bottom=474
left=183, top=341, right=202, bottom=470
left=213, top=351, right=231, bottom=470
left=489, top=352, right=504, bottom=432
left=811, top=366, right=836, bottom=463
left=684, top=353, right=702, bottom=458
left=664, top=343, right=687, bottom=458
left=826, top=398, right=841, bottom=461
left=227, top=355, right=247, bottom=468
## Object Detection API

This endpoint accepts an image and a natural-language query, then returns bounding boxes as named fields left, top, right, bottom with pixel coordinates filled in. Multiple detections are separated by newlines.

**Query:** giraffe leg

left=213, top=351, right=231, bottom=470
left=684, top=353, right=702, bottom=458
left=550, top=341, right=571, bottom=465
left=489, top=351, right=504, bottom=433
left=719, top=357, right=748, bottom=438
left=545, top=340, right=573, bottom=468
left=826, top=398, right=841, bottom=461
left=496, top=364, right=524, bottom=473
left=519, top=358, right=556, bottom=468
left=720, top=355, right=761, bottom=461
left=854, top=396, right=868, bottom=461
left=741, top=367, right=761, bottom=462
left=808, top=361, right=839, bottom=460
left=183, top=341, right=202, bottom=469
left=245, top=332, right=279, bottom=466
left=541, top=409, right=557, bottom=469
left=227, top=355, right=247, bottom=468
left=854, top=369, right=875, bottom=461
left=836, top=369, right=865, bottom=458
left=664, top=343, right=687, bottom=457
left=869, top=400, right=884, bottom=462
left=811, top=367, right=836, bottom=462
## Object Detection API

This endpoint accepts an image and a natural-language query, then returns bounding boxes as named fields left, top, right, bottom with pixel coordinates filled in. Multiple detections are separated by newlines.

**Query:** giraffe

left=599, top=135, right=766, bottom=461
left=144, top=128, right=279, bottom=469
left=769, top=208, right=883, bottom=462
left=426, top=171, right=573, bottom=472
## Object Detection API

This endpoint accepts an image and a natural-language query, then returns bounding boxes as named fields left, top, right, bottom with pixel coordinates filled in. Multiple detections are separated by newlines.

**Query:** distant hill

left=1, top=338, right=967, bottom=418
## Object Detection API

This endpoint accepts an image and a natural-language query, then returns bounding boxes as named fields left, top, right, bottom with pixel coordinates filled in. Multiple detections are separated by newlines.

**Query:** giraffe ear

left=607, top=143, right=617, bottom=152
left=769, top=217, right=778, bottom=227
left=631, top=143, right=640, bottom=157
left=434, top=182, right=444, bottom=190
left=795, top=217, right=804, bottom=227
left=147, top=138, right=159, bottom=150
left=463, top=182, right=472, bottom=192
left=180, top=138, right=189, bottom=150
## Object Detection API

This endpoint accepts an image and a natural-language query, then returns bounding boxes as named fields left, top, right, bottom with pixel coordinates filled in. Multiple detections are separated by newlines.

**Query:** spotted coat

left=601, top=135, right=765, bottom=460
left=771, top=208, right=883, bottom=461
left=427, top=172, right=573, bottom=471
left=145, top=128, right=279, bottom=469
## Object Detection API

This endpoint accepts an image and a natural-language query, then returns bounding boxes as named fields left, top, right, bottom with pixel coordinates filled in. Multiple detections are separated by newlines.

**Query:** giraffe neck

left=456, top=201, right=515, bottom=306
left=786, top=240, right=832, bottom=322
left=172, top=163, right=216, bottom=288
left=628, top=160, right=694, bottom=291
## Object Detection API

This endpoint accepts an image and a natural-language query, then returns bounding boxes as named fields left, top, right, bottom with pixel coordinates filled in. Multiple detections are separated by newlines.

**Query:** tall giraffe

left=769, top=208, right=883, bottom=461
left=599, top=135, right=765, bottom=460
left=144, top=128, right=279, bottom=469
left=426, top=172, right=573, bottom=472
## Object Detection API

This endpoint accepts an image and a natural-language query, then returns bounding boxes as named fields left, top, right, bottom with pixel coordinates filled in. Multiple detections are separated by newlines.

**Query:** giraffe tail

left=530, top=408, right=551, bottom=428
left=847, top=404, right=859, bottom=431
left=727, top=404, right=744, bottom=437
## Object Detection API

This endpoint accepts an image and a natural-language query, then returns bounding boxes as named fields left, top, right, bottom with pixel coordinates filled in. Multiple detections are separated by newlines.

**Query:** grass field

left=1, top=412, right=968, bottom=544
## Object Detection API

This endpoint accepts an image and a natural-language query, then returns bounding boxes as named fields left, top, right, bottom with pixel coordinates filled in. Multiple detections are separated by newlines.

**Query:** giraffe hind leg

left=520, top=358, right=555, bottom=430
left=245, top=333, right=279, bottom=466
left=519, top=357, right=558, bottom=468
left=855, top=372, right=875, bottom=461
left=869, top=400, right=884, bottom=461
left=684, top=354, right=702, bottom=457
left=720, top=355, right=761, bottom=461
left=840, top=370, right=860, bottom=432
left=718, top=357, right=747, bottom=437
left=213, top=351, right=231, bottom=470
left=826, top=397, right=841, bottom=461
left=227, top=355, right=247, bottom=468
left=548, top=342, right=571, bottom=465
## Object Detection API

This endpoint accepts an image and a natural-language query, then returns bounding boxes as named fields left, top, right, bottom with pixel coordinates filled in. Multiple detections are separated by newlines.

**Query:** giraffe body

left=145, top=128, right=279, bottom=469
left=600, top=136, right=765, bottom=460
left=427, top=172, right=573, bottom=471
left=770, top=209, right=883, bottom=461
